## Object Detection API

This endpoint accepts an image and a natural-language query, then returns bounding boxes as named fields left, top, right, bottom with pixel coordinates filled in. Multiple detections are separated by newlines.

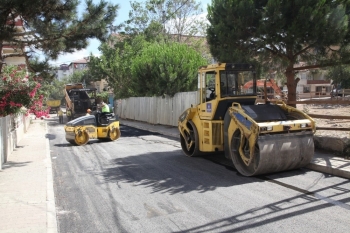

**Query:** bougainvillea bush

left=0, top=65, right=49, bottom=117
left=29, top=94, right=50, bottom=119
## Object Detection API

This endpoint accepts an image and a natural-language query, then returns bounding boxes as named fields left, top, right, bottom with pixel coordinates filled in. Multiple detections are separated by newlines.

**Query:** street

left=47, top=119, right=350, bottom=233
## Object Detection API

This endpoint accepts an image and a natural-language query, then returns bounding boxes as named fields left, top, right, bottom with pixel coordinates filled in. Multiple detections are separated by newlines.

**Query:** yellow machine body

left=46, top=99, right=61, bottom=113
left=178, top=63, right=316, bottom=176
left=64, top=114, right=121, bottom=146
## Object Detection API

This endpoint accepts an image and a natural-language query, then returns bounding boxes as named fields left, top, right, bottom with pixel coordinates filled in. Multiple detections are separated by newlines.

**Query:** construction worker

left=86, top=109, right=92, bottom=116
left=57, top=108, right=63, bottom=124
left=101, top=101, right=110, bottom=113
left=66, top=108, right=72, bottom=121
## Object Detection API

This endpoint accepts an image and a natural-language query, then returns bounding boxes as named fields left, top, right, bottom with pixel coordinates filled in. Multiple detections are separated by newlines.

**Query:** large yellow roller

left=178, top=63, right=316, bottom=176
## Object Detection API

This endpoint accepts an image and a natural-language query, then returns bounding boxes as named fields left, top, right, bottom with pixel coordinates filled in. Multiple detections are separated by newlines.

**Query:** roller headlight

left=260, top=126, right=273, bottom=132
left=179, top=110, right=189, bottom=123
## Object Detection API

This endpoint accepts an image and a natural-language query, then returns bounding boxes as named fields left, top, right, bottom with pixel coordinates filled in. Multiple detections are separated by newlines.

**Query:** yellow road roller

left=64, top=113, right=121, bottom=146
left=178, top=63, right=316, bottom=176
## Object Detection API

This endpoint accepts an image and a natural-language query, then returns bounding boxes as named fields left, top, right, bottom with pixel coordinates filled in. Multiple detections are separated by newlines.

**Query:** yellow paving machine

left=64, top=113, right=121, bottom=146
left=178, top=63, right=316, bottom=176
left=65, top=83, right=97, bottom=119
left=46, top=99, right=61, bottom=113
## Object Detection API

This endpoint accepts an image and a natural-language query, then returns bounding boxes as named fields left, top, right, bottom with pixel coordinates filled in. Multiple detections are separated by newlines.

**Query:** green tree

left=163, top=0, right=206, bottom=41
left=207, top=0, right=350, bottom=104
left=88, top=35, right=147, bottom=98
left=26, top=59, right=67, bottom=102
left=65, top=69, right=90, bottom=85
left=326, top=65, right=350, bottom=88
left=0, top=0, right=119, bottom=72
left=90, top=0, right=210, bottom=99
left=43, top=79, right=66, bottom=100
left=125, top=0, right=206, bottom=40
left=131, top=42, right=207, bottom=96
left=28, top=57, right=57, bottom=82
left=96, top=91, right=110, bottom=103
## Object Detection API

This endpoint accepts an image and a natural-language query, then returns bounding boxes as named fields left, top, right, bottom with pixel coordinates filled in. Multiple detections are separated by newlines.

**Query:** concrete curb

left=45, top=122, right=58, bottom=233
left=306, top=163, right=350, bottom=178
left=306, top=156, right=350, bottom=179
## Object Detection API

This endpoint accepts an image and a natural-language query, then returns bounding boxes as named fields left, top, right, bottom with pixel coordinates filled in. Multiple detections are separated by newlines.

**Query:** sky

left=49, top=0, right=212, bottom=66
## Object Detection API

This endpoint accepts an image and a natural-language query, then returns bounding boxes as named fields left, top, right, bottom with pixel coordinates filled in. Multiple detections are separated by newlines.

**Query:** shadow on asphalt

left=100, top=148, right=310, bottom=195
left=99, top=148, right=342, bottom=233
left=53, top=139, right=110, bottom=147
left=119, top=124, right=162, bottom=137
left=46, top=121, right=67, bottom=127
left=53, top=143, right=73, bottom=147
left=101, top=150, right=248, bottom=194
left=46, top=121, right=311, bottom=194
left=46, top=133, right=56, bottom=140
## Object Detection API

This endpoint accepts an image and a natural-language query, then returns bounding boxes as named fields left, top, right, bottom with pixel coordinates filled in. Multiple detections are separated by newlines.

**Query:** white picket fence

left=116, top=91, right=198, bottom=127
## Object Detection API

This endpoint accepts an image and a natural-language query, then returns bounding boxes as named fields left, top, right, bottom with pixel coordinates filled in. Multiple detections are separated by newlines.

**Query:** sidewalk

left=120, top=118, right=350, bottom=179
left=0, top=120, right=57, bottom=233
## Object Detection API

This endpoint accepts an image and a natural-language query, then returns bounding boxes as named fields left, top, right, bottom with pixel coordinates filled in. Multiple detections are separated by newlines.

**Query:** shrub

left=0, top=65, right=44, bottom=117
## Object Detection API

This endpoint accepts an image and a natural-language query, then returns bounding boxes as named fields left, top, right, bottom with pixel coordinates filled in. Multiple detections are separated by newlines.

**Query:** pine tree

left=207, top=0, right=350, bottom=104
left=0, top=0, right=119, bottom=72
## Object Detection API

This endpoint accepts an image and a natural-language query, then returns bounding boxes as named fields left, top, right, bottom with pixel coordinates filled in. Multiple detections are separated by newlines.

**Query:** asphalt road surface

left=47, top=119, right=350, bottom=233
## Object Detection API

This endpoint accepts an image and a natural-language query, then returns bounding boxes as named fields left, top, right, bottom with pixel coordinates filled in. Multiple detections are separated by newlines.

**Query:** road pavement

left=0, top=115, right=349, bottom=232
left=120, top=118, right=350, bottom=179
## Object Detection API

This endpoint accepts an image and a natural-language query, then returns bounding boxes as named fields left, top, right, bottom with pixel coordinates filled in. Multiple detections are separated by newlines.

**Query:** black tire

left=180, top=121, right=200, bottom=157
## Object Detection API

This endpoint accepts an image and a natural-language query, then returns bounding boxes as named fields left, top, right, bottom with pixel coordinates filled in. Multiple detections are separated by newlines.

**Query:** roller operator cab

left=178, top=63, right=316, bottom=176
left=64, top=113, right=121, bottom=146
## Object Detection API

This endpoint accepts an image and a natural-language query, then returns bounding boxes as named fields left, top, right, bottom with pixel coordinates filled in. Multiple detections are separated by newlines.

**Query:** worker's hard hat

left=87, top=109, right=91, bottom=112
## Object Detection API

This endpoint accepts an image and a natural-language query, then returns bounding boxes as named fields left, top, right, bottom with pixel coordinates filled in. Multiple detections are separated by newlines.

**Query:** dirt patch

left=297, top=104, right=350, bottom=137
left=296, top=103, right=350, bottom=158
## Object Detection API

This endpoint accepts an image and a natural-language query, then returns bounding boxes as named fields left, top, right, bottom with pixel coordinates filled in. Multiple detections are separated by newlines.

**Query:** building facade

left=55, top=59, right=88, bottom=81
left=2, top=16, right=26, bottom=68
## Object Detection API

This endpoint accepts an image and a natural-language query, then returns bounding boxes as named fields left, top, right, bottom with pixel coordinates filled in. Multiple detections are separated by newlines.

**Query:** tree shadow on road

left=100, top=150, right=310, bottom=195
